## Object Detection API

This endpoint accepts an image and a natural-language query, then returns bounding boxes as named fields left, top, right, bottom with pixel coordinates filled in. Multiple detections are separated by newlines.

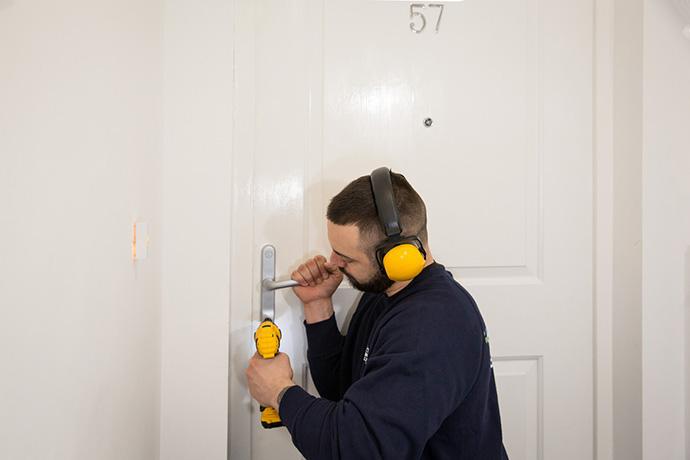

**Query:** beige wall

left=612, top=1, right=644, bottom=459
left=597, top=1, right=690, bottom=458
left=0, top=1, right=163, bottom=459
left=159, top=1, right=234, bottom=459
left=642, top=1, right=690, bottom=459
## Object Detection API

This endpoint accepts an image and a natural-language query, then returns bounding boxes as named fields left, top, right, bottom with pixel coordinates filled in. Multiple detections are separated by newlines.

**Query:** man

left=246, top=168, right=509, bottom=459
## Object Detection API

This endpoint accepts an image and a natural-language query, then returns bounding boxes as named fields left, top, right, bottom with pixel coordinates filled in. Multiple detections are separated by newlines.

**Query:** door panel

left=231, top=1, right=593, bottom=459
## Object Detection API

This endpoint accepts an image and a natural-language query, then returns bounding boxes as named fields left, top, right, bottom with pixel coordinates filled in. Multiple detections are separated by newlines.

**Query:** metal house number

left=410, top=4, right=445, bottom=34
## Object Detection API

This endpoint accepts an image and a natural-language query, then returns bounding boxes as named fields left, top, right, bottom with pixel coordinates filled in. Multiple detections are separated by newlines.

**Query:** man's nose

left=330, top=252, right=345, bottom=268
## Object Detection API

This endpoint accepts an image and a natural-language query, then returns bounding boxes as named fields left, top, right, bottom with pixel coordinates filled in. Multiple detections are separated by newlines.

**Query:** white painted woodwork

left=230, top=1, right=593, bottom=459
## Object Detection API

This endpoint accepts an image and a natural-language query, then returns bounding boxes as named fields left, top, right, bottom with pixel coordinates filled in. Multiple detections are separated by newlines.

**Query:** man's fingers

left=299, top=263, right=316, bottom=286
left=292, top=256, right=340, bottom=288
left=314, top=256, right=330, bottom=279
left=305, top=259, right=323, bottom=284
left=291, top=270, right=309, bottom=287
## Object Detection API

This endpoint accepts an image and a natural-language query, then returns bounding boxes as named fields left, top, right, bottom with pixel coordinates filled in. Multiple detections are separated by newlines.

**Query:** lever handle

left=262, top=279, right=300, bottom=291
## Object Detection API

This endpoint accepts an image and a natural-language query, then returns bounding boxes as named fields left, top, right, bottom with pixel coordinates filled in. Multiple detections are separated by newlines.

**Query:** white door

left=229, top=1, right=593, bottom=459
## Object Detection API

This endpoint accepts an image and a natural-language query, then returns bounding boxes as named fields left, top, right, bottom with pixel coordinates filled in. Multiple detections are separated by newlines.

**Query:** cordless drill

left=254, top=318, right=283, bottom=429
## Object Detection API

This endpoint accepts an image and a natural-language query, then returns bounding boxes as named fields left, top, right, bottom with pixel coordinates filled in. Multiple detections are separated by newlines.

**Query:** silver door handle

left=261, top=245, right=299, bottom=320
left=262, top=279, right=300, bottom=291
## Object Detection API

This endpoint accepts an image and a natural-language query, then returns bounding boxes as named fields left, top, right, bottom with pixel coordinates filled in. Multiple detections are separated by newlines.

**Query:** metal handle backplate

left=261, top=245, right=299, bottom=321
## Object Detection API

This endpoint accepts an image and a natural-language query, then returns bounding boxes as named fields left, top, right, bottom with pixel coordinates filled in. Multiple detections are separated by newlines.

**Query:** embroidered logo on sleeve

left=484, top=329, right=494, bottom=368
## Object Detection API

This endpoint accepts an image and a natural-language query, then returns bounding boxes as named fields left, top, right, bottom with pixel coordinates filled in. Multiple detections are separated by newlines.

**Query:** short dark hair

left=326, top=171, right=428, bottom=249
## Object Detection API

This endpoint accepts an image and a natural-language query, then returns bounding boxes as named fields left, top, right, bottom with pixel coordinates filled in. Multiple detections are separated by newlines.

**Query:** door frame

left=226, top=1, right=626, bottom=459
left=593, top=0, right=644, bottom=459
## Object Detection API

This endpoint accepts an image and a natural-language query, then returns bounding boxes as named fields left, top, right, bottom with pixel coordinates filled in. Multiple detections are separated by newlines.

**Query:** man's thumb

left=324, top=262, right=340, bottom=274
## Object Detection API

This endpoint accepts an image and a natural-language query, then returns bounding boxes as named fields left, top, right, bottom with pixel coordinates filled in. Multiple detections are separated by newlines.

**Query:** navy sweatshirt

left=279, top=262, right=509, bottom=460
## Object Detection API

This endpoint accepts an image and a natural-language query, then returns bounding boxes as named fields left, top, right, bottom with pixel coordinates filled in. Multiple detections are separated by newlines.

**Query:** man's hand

left=291, top=255, right=343, bottom=323
left=291, top=255, right=343, bottom=302
left=246, top=352, right=295, bottom=410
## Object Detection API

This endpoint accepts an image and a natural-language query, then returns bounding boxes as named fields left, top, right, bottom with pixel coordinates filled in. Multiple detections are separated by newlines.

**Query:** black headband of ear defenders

left=369, top=167, right=427, bottom=266
left=370, top=167, right=402, bottom=239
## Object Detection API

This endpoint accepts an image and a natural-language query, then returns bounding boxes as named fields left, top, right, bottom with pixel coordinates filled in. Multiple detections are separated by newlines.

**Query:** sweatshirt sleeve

left=280, top=303, right=483, bottom=460
left=304, top=314, right=345, bottom=401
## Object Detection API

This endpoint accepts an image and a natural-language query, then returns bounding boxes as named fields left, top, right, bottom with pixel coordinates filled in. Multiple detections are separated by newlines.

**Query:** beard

left=339, top=267, right=394, bottom=294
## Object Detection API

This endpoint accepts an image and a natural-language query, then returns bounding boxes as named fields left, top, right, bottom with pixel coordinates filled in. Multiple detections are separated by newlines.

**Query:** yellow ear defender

left=382, top=243, right=426, bottom=281
left=370, top=167, right=427, bottom=282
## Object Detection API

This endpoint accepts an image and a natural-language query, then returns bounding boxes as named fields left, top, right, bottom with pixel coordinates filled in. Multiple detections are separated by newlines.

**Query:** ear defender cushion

left=382, top=243, right=426, bottom=281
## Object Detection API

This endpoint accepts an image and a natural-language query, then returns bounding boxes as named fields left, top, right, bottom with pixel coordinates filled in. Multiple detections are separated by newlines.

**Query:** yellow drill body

left=254, top=319, right=283, bottom=428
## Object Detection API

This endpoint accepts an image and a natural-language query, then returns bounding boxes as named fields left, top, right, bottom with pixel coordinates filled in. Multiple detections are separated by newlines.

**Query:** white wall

left=0, top=1, right=163, bottom=459
left=642, top=1, right=690, bottom=459
left=159, top=1, right=234, bottom=459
